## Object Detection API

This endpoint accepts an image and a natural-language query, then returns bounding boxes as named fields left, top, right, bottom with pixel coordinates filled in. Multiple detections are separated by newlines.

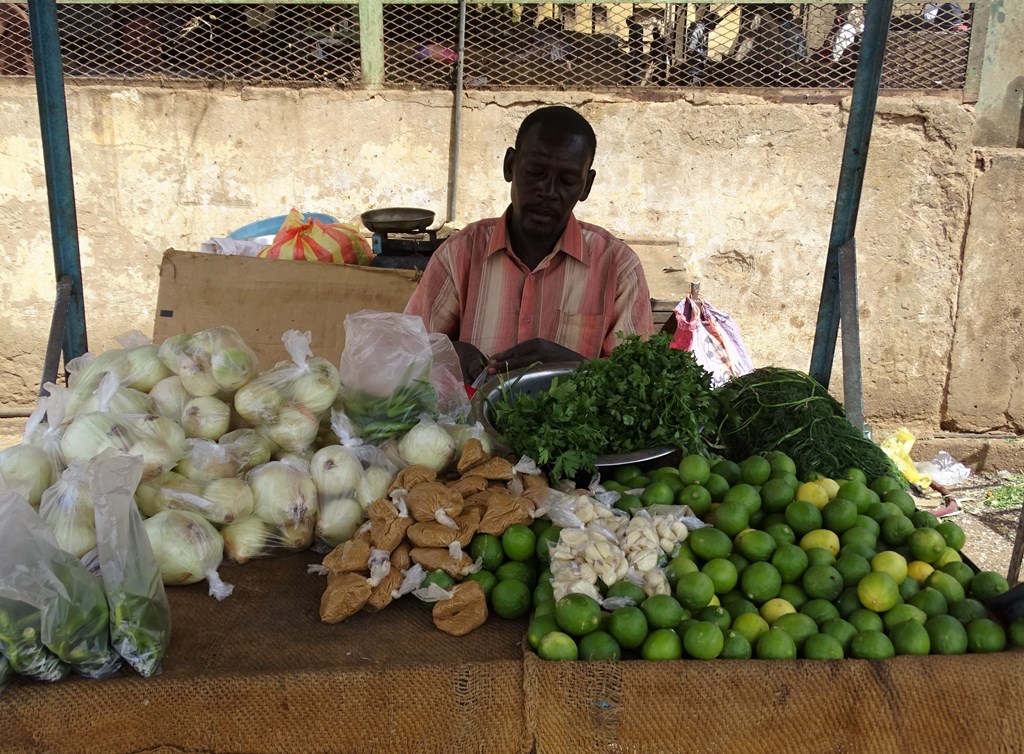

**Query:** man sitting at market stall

left=404, top=105, right=654, bottom=383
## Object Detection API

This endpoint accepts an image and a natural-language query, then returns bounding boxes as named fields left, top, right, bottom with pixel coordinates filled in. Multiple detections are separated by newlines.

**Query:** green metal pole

left=809, top=0, right=893, bottom=388
left=28, top=0, right=89, bottom=369
left=360, top=0, right=385, bottom=88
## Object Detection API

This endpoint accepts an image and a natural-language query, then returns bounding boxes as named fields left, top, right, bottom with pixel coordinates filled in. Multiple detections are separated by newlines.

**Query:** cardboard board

left=153, top=250, right=421, bottom=367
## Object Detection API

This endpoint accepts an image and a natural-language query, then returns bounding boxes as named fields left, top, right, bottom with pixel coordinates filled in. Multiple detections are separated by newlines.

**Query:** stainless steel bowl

left=469, top=363, right=679, bottom=474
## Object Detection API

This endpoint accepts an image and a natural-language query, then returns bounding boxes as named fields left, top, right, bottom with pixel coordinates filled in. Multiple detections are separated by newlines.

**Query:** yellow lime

left=813, top=478, right=841, bottom=501
left=871, top=550, right=909, bottom=583
left=537, top=631, right=579, bottom=660
left=800, top=529, right=841, bottom=557
left=907, top=560, right=935, bottom=586
left=796, top=482, right=830, bottom=510
left=732, top=611, right=770, bottom=644
left=759, top=597, right=797, bottom=625
left=857, top=571, right=900, bottom=612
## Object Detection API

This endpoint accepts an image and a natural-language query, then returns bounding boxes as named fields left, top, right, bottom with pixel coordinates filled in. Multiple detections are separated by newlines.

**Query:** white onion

left=143, top=510, right=233, bottom=600
left=210, top=346, right=257, bottom=392
left=310, top=445, right=363, bottom=498
left=248, top=461, right=318, bottom=527
left=234, top=380, right=286, bottom=425
left=261, top=403, right=319, bottom=452
left=290, top=360, right=341, bottom=413
left=181, top=396, right=231, bottom=440
left=218, top=429, right=274, bottom=472
left=157, top=333, right=193, bottom=372
left=175, top=439, right=238, bottom=482
left=123, top=345, right=173, bottom=392
left=398, top=422, right=456, bottom=473
left=316, top=497, right=364, bottom=547
left=80, top=386, right=155, bottom=416
left=356, top=465, right=394, bottom=509
left=0, top=444, right=55, bottom=509
left=39, top=461, right=96, bottom=558
left=222, top=516, right=273, bottom=564
left=177, top=358, right=219, bottom=398
left=445, top=422, right=494, bottom=457
left=136, top=471, right=189, bottom=517
left=277, top=519, right=315, bottom=551
left=149, top=376, right=190, bottom=421
left=61, top=414, right=136, bottom=461
left=201, top=477, right=255, bottom=525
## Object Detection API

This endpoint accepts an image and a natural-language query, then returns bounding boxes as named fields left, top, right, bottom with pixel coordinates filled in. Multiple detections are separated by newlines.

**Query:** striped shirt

left=404, top=209, right=654, bottom=360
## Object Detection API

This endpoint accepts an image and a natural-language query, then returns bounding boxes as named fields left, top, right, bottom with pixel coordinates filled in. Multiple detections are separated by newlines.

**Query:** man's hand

left=488, top=338, right=584, bottom=375
left=452, top=341, right=488, bottom=384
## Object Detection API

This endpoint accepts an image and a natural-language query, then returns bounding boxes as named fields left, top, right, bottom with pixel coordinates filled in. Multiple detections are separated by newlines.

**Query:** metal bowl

left=470, top=363, right=679, bottom=475
left=360, top=207, right=435, bottom=234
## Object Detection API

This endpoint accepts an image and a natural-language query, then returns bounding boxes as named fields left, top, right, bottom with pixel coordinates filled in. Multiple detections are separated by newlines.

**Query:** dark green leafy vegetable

left=490, top=334, right=716, bottom=481
left=0, top=652, right=12, bottom=690
left=0, top=597, right=69, bottom=682
left=714, top=367, right=907, bottom=486
left=343, top=379, right=438, bottom=443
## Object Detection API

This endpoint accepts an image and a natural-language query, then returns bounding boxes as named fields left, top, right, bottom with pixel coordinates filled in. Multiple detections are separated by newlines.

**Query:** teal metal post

left=28, top=0, right=88, bottom=366
left=808, top=0, right=893, bottom=388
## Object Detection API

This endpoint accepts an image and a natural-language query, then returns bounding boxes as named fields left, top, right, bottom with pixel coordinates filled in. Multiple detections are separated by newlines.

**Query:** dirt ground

left=944, top=471, right=1024, bottom=582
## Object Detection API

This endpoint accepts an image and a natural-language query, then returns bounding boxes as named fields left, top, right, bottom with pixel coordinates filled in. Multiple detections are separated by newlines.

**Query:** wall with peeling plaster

left=0, top=81, right=1014, bottom=437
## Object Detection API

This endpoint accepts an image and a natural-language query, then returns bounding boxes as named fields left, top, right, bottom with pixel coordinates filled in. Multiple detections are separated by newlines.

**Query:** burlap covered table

left=1, top=552, right=530, bottom=754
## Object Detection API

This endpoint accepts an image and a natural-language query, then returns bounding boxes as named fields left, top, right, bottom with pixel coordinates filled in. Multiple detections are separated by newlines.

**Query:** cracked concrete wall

left=0, top=82, right=984, bottom=434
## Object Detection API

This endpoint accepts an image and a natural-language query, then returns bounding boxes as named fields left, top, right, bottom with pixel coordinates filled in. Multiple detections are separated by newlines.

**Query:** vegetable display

left=490, top=333, right=717, bottom=481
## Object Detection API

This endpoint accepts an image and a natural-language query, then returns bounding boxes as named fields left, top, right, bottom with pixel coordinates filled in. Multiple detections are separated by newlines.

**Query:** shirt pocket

left=558, top=311, right=605, bottom=359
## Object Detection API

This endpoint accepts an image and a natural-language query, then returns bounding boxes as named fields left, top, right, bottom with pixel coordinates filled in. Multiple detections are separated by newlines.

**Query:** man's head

left=504, top=106, right=597, bottom=247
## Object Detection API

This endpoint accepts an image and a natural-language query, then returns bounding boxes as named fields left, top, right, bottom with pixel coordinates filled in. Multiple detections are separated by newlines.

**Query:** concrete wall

left=0, top=79, right=1007, bottom=439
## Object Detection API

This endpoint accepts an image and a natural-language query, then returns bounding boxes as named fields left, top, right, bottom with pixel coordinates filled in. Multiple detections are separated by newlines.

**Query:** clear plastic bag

left=338, top=312, right=468, bottom=443
left=233, top=330, right=340, bottom=453
left=0, top=488, right=121, bottom=680
left=39, top=461, right=97, bottom=558
left=157, top=326, right=259, bottom=398
left=65, top=332, right=173, bottom=417
left=0, top=653, right=12, bottom=691
left=143, top=510, right=233, bottom=600
left=135, top=470, right=255, bottom=526
left=91, top=452, right=172, bottom=678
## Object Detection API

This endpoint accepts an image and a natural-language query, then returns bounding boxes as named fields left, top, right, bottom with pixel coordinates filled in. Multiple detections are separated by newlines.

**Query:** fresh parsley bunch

left=490, top=333, right=716, bottom=481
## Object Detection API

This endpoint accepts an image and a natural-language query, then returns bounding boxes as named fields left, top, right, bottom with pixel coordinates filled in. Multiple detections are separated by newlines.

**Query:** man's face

left=504, top=126, right=596, bottom=243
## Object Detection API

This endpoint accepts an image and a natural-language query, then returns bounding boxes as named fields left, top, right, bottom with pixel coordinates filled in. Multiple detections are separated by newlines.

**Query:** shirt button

left=522, top=316, right=531, bottom=324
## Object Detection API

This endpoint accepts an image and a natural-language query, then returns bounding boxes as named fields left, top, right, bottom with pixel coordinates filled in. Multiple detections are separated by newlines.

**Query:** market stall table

left=1, top=552, right=531, bottom=754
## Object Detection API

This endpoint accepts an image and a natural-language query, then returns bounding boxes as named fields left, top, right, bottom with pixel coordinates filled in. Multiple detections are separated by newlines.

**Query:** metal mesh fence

left=0, top=2, right=973, bottom=90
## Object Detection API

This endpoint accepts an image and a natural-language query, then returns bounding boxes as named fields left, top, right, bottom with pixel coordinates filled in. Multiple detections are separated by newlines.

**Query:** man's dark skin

left=454, top=123, right=598, bottom=383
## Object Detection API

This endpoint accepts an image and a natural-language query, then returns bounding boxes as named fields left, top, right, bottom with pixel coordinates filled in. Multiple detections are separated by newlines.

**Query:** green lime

left=665, top=555, right=700, bottom=587
left=940, top=561, right=976, bottom=591
left=537, top=631, right=578, bottom=660
left=713, top=501, right=750, bottom=538
left=802, top=632, right=844, bottom=659
left=908, top=528, right=947, bottom=564
left=695, top=605, right=732, bottom=632
left=470, top=534, right=505, bottom=571
left=683, top=621, right=724, bottom=659
left=759, top=478, right=796, bottom=514
left=880, top=515, right=915, bottom=547
left=843, top=468, right=869, bottom=485
left=731, top=612, right=770, bottom=645
left=764, top=523, right=796, bottom=548
left=870, top=475, right=903, bottom=498
left=702, top=473, right=731, bottom=503
left=491, top=578, right=532, bottom=619
left=882, top=603, right=927, bottom=631
left=723, top=483, right=762, bottom=516
left=737, top=529, right=777, bottom=562
left=899, top=576, right=921, bottom=601
left=857, top=571, right=900, bottom=612
left=727, top=553, right=751, bottom=575
left=970, top=571, right=1010, bottom=602
left=642, top=481, right=677, bottom=507
left=652, top=471, right=685, bottom=495
left=935, top=521, right=966, bottom=551
left=495, top=560, right=536, bottom=588
left=822, top=498, right=858, bottom=533
left=835, top=587, right=862, bottom=618
left=777, top=584, right=809, bottom=611
left=464, top=570, right=498, bottom=602
left=641, top=628, right=683, bottom=660
left=741, top=562, right=782, bottom=604
left=720, top=629, right=753, bottom=659
left=608, top=606, right=649, bottom=649
left=702, top=558, right=739, bottom=594
left=677, top=485, right=712, bottom=517
left=675, top=572, right=715, bottom=612
left=501, top=524, right=536, bottom=562
left=555, top=593, right=602, bottom=637
left=630, top=476, right=651, bottom=489
left=532, top=579, right=555, bottom=607
left=771, top=471, right=801, bottom=490
left=883, top=489, right=917, bottom=516
left=841, top=542, right=877, bottom=562
left=678, top=454, right=712, bottom=486
left=865, top=502, right=891, bottom=524
left=739, top=455, right=772, bottom=486
left=835, top=553, right=872, bottom=588
left=613, top=464, right=644, bottom=486
left=849, top=608, right=885, bottom=633
left=835, top=481, right=873, bottom=513
left=641, top=594, right=686, bottom=630
left=909, top=587, right=948, bottom=618
left=614, top=493, right=644, bottom=515
left=419, top=569, right=455, bottom=609
left=533, top=600, right=555, bottom=618
left=756, top=626, right=798, bottom=659
left=1008, top=618, right=1024, bottom=648
left=822, top=618, right=858, bottom=652
left=535, top=525, right=561, bottom=564
left=925, top=614, right=969, bottom=655
left=771, top=543, right=809, bottom=584
left=802, top=564, right=844, bottom=601
left=723, top=597, right=759, bottom=621
left=910, top=510, right=940, bottom=529
left=530, top=518, right=552, bottom=538
left=785, top=501, right=823, bottom=537
left=854, top=516, right=882, bottom=537
left=527, top=615, right=560, bottom=650
left=948, top=598, right=988, bottom=625
left=712, top=459, right=742, bottom=486
left=674, top=540, right=697, bottom=562
left=762, top=451, right=796, bottom=475
left=773, top=612, right=818, bottom=650
left=851, top=630, right=895, bottom=659
left=801, top=598, right=841, bottom=628
left=804, top=547, right=836, bottom=567
left=689, top=527, right=733, bottom=560
left=578, top=630, right=622, bottom=660
left=925, top=571, right=966, bottom=604
left=605, top=580, right=648, bottom=607
left=888, top=617, right=931, bottom=656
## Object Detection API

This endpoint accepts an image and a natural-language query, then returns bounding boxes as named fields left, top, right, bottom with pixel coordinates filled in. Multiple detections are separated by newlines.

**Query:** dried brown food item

left=390, top=541, right=412, bottom=571
left=410, top=546, right=476, bottom=577
left=464, top=457, right=515, bottom=481
left=448, top=475, right=489, bottom=498
left=323, top=530, right=371, bottom=574
left=320, top=572, right=372, bottom=624
left=521, top=472, right=549, bottom=492
left=365, top=564, right=404, bottom=613
left=406, top=482, right=465, bottom=523
left=389, top=465, right=437, bottom=493
left=367, top=497, right=412, bottom=552
left=432, top=581, right=489, bottom=636
left=406, top=507, right=481, bottom=548
left=477, top=495, right=536, bottom=535
left=456, top=438, right=490, bottom=475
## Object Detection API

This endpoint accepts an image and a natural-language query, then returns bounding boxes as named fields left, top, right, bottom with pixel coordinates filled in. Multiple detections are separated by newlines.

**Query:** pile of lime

left=529, top=452, right=1023, bottom=661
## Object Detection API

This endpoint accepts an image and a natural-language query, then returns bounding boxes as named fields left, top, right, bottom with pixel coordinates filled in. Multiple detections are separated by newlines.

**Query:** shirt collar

left=486, top=207, right=587, bottom=266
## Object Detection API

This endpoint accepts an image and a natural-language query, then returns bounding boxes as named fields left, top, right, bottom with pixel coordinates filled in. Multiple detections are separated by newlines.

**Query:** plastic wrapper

left=258, top=208, right=374, bottom=266
left=0, top=488, right=121, bottom=680
left=393, top=416, right=457, bottom=474
left=91, top=452, right=172, bottom=678
left=238, top=459, right=318, bottom=556
left=157, top=326, right=259, bottom=398
left=880, top=428, right=933, bottom=488
left=0, top=442, right=57, bottom=511
left=917, top=450, right=972, bottom=487
left=321, top=412, right=400, bottom=510
left=432, top=581, right=488, bottom=636
left=39, top=460, right=97, bottom=558
left=148, top=376, right=191, bottom=422
left=446, top=422, right=494, bottom=462
left=143, top=510, right=233, bottom=600
left=337, top=312, right=468, bottom=443
left=320, top=572, right=372, bottom=624
left=137, top=472, right=255, bottom=526
left=316, top=496, right=365, bottom=549
left=180, top=395, right=232, bottom=440
left=66, top=332, right=173, bottom=416
left=175, top=438, right=242, bottom=482
left=460, top=456, right=515, bottom=482
left=233, top=330, right=339, bottom=452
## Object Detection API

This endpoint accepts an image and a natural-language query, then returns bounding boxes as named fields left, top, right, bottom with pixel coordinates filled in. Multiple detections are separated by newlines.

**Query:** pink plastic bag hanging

left=670, top=290, right=755, bottom=388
